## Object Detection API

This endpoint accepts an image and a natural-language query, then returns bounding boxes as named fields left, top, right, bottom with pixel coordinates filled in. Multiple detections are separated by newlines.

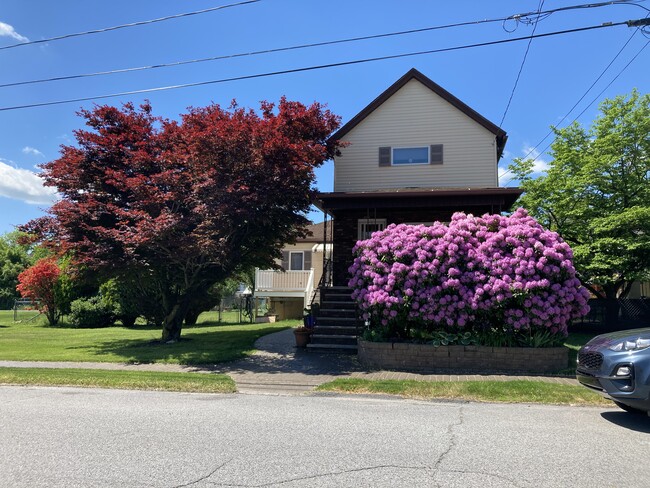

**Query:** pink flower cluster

left=348, top=208, right=590, bottom=336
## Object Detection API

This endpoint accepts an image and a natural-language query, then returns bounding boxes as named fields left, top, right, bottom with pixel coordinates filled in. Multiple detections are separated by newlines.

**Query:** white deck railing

left=255, top=269, right=314, bottom=292
left=255, top=268, right=315, bottom=309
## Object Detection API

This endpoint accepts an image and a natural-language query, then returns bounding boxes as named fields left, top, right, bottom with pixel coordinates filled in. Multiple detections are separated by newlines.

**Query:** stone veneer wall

left=358, top=339, right=568, bottom=373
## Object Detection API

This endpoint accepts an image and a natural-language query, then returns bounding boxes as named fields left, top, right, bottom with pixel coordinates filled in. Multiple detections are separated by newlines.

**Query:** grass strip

left=0, top=367, right=236, bottom=393
left=317, top=378, right=612, bottom=406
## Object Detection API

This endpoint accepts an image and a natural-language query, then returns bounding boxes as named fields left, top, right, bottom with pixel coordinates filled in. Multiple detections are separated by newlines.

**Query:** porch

left=254, top=269, right=315, bottom=314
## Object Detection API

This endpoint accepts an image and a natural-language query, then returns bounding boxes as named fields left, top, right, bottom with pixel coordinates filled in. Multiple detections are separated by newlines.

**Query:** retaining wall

left=358, top=339, right=568, bottom=373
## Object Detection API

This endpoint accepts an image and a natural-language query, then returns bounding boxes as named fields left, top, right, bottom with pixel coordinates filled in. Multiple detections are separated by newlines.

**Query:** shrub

left=349, top=209, right=590, bottom=345
left=69, top=296, right=116, bottom=328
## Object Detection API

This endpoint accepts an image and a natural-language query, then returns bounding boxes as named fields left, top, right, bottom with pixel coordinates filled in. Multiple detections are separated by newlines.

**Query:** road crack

left=431, top=407, right=527, bottom=488
left=205, top=464, right=431, bottom=487
left=171, top=459, right=231, bottom=488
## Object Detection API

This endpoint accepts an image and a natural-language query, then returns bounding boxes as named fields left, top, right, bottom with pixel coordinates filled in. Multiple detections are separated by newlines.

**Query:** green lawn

left=317, top=378, right=612, bottom=406
left=0, top=310, right=296, bottom=365
left=0, top=367, right=236, bottom=393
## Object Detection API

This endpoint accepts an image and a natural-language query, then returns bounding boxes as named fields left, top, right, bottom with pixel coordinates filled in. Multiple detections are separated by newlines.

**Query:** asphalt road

left=1, top=386, right=649, bottom=488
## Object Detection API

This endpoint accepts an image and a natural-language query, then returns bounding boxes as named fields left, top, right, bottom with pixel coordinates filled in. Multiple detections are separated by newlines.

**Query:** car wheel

left=613, top=401, right=648, bottom=415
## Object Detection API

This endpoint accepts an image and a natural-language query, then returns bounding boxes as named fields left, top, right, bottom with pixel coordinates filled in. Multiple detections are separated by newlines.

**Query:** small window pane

left=358, top=219, right=387, bottom=240
left=290, top=253, right=303, bottom=271
left=393, top=147, right=428, bottom=165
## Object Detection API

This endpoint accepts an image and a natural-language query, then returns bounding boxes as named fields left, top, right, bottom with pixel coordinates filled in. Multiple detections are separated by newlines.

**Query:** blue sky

left=1, top=0, right=648, bottom=234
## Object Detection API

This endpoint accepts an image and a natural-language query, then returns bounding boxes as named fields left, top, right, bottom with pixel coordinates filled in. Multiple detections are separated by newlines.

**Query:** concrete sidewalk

left=0, top=328, right=578, bottom=394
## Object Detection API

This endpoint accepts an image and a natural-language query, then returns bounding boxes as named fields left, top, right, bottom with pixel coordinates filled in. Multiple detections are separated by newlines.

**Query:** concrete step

left=320, top=294, right=353, bottom=302
left=313, top=325, right=358, bottom=336
left=315, top=316, right=358, bottom=326
left=306, top=343, right=357, bottom=353
left=310, top=332, right=357, bottom=346
left=318, top=309, right=357, bottom=318
left=320, top=300, right=357, bottom=308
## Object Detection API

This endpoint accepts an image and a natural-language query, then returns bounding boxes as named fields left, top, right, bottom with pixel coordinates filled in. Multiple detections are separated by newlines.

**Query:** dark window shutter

left=281, top=251, right=289, bottom=271
left=430, top=144, right=443, bottom=165
left=304, top=251, right=312, bottom=270
left=378, top=147, right=391, bottom=166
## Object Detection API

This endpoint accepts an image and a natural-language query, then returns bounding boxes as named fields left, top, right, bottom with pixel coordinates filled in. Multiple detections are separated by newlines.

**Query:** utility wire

left=0, top=0, right=645, bottom=87
left=0, top=20, right=642, bottom=113
left=500, top=14, right=649, bottom=184
left=0, top=20, right=508, bottom=89
left=0, top=0, right=261, bottom=51
left=502, top=38, right=649, bottom=187
left=499, top=0, right=545, bottom=126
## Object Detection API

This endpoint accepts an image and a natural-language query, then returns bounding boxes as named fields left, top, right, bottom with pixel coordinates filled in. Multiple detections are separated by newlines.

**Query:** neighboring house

left=254, top=222, right=331, bottom=319
left=314, top=68, right=522, bottom=287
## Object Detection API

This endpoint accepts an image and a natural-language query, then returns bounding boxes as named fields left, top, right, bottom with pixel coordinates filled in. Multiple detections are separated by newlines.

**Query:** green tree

left=509, top=90, right=650, bottom=323
left=0, top=232, right=48, bottom=310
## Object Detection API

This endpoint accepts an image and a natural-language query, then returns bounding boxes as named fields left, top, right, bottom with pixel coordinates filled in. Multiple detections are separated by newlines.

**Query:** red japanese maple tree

left=26, top=99, right=341, bottom=341
left=16, top=257, right=62, bottom=326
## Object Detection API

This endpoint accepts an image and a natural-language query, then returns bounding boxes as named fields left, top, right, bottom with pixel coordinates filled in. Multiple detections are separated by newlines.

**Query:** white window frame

left=358, top=219, right=387, bottom=240
left=289, top=251, right=304, bottom=271
left=392, top=146, right=429, bottom=166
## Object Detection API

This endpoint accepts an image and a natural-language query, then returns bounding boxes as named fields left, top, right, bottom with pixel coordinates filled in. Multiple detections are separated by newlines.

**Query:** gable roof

left=297, top=222, right=326, bottom=243
left=329, top=68, right=508, bottom=160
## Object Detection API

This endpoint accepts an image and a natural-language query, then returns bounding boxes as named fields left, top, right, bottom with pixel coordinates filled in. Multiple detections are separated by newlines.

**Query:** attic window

left=393, top=147, right=428, bottom=165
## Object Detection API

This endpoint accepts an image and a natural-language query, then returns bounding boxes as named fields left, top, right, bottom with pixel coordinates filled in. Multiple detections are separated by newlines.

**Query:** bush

left=349, top=209, right=590, bottom=345
left=69, top=296, right=116, bottom=328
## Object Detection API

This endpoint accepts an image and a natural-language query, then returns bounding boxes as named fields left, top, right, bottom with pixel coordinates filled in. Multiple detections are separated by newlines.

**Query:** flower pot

left=294, top=328, right=311, bottom=348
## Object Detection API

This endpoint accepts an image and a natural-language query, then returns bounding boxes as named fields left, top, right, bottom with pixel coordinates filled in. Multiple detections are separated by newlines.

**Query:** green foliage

left=410, top=329, right=478, bottom=346
left=509, top=90, right=650, bottom=299
left=0, top=231, right=47, bottom=309
left=69, top=296, right=116, bottom=328
left=515, top=328, right=565, bottom=348
left=362, top=327, right=391, bottom=342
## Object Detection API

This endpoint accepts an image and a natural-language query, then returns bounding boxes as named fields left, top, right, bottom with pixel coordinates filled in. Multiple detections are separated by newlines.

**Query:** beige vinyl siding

left=277, top=242, right=324, bottom=285
left=334, top=79, right=499, bottom=192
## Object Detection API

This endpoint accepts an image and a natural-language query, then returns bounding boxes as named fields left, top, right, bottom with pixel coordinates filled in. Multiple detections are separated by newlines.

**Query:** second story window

left=379, top=145, right=443, bottom=166
left=289, top=251, right=304, bottom=271
left=392, top=147, right=429, bottom=165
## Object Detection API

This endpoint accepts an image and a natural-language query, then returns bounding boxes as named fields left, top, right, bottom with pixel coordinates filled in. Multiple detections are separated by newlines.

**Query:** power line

left=500, top=15, right=649, bottom=185
left=0, top=20, right=641, bottom=113
left=501, top=38, right=649, bottom=186
left=0, top=0, right=646, bottom=89
left=499, top=0, right=545, bottom=127
left=0, top=0, right=261, bottom=51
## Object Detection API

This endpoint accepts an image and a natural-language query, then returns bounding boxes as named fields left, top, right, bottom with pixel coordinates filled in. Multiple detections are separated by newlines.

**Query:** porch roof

left=313, top=187, right=523, bottom=215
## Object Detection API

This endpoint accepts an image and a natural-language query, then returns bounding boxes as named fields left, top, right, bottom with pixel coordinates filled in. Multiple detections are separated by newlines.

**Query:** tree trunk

left=161, top=298, right=190, bottom=343
left=184, top=308, right=201, bottom=326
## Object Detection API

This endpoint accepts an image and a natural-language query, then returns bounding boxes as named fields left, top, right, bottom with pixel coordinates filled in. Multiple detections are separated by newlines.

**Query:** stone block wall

left=358, top=339, right=568, bottom=373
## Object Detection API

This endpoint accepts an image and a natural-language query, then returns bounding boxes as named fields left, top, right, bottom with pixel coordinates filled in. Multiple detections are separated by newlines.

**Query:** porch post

left=322, top=210, right=327, bottom=286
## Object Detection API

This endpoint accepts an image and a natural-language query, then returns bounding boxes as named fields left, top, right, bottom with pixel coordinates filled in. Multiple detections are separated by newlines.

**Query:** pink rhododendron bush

left=348, top=209, right=590, bottom=347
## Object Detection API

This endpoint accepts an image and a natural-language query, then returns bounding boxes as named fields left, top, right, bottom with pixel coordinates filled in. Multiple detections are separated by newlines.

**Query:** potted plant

left=294, top=307, right=316, bottom=348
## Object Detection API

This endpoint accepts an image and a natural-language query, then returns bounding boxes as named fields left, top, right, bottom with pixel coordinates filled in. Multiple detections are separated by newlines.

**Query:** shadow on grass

left=67, top=326, right=286, bottom=365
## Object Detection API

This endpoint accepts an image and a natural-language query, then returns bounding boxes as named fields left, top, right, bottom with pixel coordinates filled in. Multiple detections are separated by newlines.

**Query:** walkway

left=0, top=328, right=578, bottom=394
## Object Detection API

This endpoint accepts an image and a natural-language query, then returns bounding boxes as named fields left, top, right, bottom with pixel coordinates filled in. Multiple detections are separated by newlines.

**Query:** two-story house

left=308, top=68, right=522, bottom=351
left=314, top=68, right=522, bottom=287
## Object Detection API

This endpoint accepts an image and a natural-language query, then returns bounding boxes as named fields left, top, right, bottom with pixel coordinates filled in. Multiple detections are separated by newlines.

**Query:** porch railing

left=255, top=268, right=315, bottom=310
left=255, top=269, right=314, bottom=292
